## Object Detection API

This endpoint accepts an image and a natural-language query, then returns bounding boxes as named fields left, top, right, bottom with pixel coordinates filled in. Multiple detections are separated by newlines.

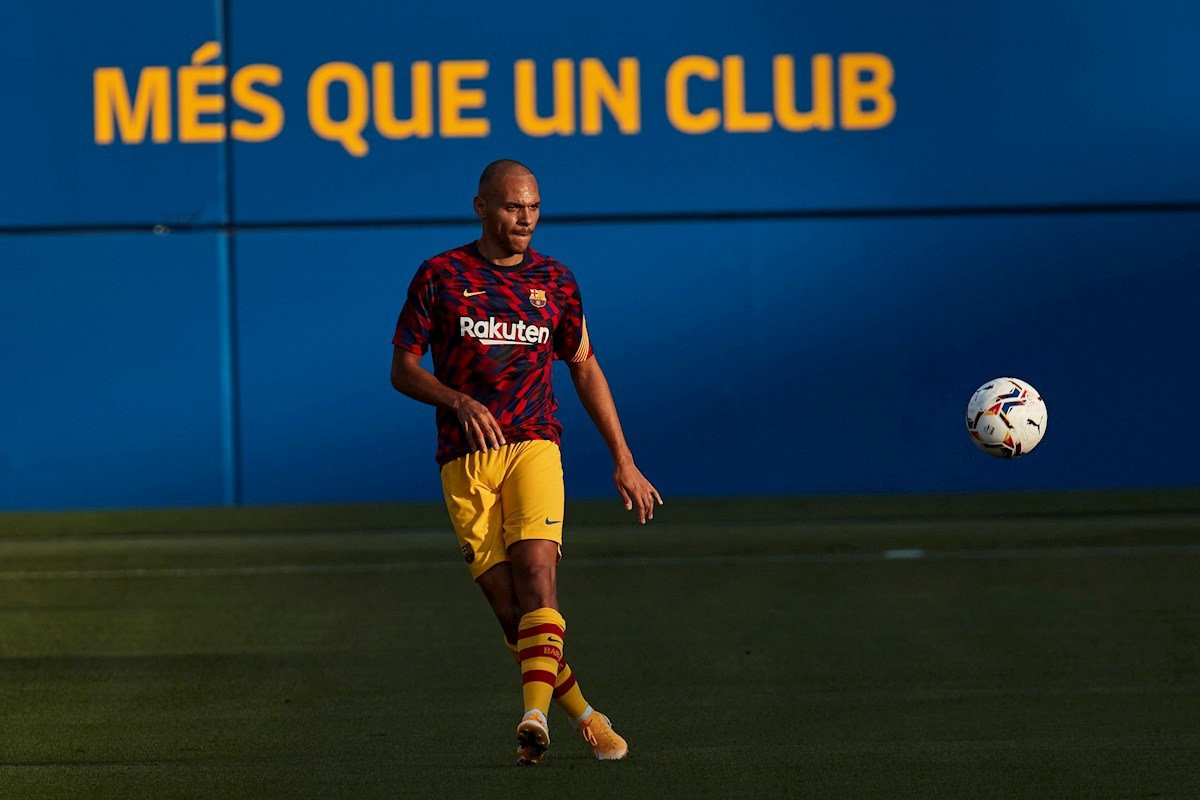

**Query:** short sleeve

left=553, top=270, right=594, bottom=363
left=392, top=262, right=438, bottom=354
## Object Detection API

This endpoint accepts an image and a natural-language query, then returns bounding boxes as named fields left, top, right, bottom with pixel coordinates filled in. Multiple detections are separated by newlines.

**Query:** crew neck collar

left=469, top=240, right=531, bottom=272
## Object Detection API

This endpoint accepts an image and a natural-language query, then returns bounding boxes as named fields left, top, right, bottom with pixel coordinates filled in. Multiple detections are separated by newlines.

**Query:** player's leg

left=502, top=441, right=628, bottom=762
left=508, top=541, right=561, bottom=710
left=506, top=540, right=626, bottom=760
left=443, top=445, right=593, bottom=763
left=507, top=538, right=561, bottom=765
left=476, top=562, right=593, bottom=719
left=475, top=562, right=521, bottom=642
left=509, top=538, right=559, bottom=612
left=500, top=442, right=566, bottom=733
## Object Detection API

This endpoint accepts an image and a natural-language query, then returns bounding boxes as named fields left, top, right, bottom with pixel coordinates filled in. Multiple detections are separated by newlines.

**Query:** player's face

left=478, top=174, right=540, bottom=255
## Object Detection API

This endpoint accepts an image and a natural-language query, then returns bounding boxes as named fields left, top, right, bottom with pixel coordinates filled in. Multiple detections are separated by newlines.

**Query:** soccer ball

left=965, top=377, right=1047, bottom=458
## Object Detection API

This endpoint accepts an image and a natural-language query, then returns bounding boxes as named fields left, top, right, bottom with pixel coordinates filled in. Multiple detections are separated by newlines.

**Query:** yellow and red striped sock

left=505, top=640, right=591, bottom=721
left=517, top=607, right=566, bottom=719
left=551, top=662, right=590, bottom=721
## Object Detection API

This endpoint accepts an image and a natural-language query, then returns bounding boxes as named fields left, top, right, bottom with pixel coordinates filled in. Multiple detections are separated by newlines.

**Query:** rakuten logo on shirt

left=459, top=316, right=551, bottom=346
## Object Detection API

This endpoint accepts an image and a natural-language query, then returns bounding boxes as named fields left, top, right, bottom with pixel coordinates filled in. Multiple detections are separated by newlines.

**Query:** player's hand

left=614, top=461, right=662, bottom=524
left=453, top=395, right=506, bottom=452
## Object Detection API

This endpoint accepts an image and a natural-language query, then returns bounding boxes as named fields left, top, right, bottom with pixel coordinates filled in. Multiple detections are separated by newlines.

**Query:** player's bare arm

left=566, top=355, right=663, bottom=523
left=390, top=347, right=505, bottom=451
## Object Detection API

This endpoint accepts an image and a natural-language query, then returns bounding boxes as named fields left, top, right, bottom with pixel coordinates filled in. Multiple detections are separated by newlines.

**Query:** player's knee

left=509, top=542, right=557, bottom=608
left=514, top=559, right=553, bottom=589
left=515, top=556, right=549, bottom=576
left=515, top=575, right=556, bottom=612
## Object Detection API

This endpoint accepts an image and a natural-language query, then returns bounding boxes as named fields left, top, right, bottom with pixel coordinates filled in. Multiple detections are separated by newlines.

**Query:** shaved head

left=478, top=159, right=534, bottom=198
left=473, top=160, right=540, bottom=265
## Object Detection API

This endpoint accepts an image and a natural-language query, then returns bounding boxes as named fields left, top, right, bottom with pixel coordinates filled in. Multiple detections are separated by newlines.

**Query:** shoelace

left=581, top=723, right=599, bottom=747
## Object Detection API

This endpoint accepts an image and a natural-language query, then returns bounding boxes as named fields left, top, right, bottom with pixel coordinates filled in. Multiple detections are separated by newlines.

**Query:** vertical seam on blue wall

left=216, top=0, right=242, bottom=506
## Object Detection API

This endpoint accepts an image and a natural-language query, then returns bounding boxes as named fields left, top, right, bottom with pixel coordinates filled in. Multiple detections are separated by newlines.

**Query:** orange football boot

left=516, top=710, right=550, bottom=765
left=576, top=713, right=628, bottom=760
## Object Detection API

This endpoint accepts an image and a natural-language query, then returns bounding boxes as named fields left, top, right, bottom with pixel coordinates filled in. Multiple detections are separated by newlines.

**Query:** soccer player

left=389, top=160, right=662, bottom=765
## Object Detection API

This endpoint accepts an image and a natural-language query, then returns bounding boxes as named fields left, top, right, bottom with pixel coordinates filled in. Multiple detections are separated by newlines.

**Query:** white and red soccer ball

left=966, top=377, right=1047, bottom=458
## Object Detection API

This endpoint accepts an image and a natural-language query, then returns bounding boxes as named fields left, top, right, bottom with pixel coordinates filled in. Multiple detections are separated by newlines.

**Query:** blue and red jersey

left=393, top=242, right=594, bottom=465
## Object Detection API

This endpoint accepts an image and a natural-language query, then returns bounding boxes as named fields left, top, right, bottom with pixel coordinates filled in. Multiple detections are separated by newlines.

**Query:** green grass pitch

left=2, top=491, right=1199, bottom=798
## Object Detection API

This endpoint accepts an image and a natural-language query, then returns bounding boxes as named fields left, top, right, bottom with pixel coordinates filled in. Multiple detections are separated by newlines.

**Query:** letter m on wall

left=94, top=67, right=172, bottom=145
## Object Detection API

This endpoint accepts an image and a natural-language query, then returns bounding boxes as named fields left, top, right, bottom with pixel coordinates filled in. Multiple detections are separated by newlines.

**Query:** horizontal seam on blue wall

left=3, top=200, right=1200, bottom=237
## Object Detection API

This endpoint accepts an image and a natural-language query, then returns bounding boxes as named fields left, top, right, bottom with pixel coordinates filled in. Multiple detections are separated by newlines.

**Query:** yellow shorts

left=440, top=439, right=565, bottom=580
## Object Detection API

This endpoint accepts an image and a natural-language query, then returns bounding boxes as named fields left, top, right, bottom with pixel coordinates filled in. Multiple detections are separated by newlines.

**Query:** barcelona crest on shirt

left=529, top=289, right=547, bottom=308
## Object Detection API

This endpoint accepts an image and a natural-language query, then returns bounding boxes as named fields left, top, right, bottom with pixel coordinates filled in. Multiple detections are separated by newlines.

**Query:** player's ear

left=473, top=194, right=486, bottom=220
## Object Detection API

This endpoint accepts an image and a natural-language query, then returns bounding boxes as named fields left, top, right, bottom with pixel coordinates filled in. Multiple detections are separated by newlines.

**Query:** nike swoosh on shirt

left=545, top=518, right=561, bottom=525
left=463, top=290, right=486, bottom=297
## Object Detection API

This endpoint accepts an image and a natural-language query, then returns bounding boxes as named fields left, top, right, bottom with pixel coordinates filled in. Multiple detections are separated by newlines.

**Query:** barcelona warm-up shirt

left=393, top=242, right=594, bottom=465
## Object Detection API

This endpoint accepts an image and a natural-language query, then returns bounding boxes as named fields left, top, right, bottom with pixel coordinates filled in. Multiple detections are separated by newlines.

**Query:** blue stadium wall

left=2, top=2, right=1199, bottom=510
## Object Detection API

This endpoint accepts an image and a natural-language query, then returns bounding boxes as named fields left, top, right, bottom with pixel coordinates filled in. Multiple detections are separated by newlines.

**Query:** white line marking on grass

left=576, top=544, right=1200, bottom=568
left=1, top=543, right=1198, bottom=581
left=0, top=563, right=437, bottom=580
left=884, top=549, right=926, bottom=559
